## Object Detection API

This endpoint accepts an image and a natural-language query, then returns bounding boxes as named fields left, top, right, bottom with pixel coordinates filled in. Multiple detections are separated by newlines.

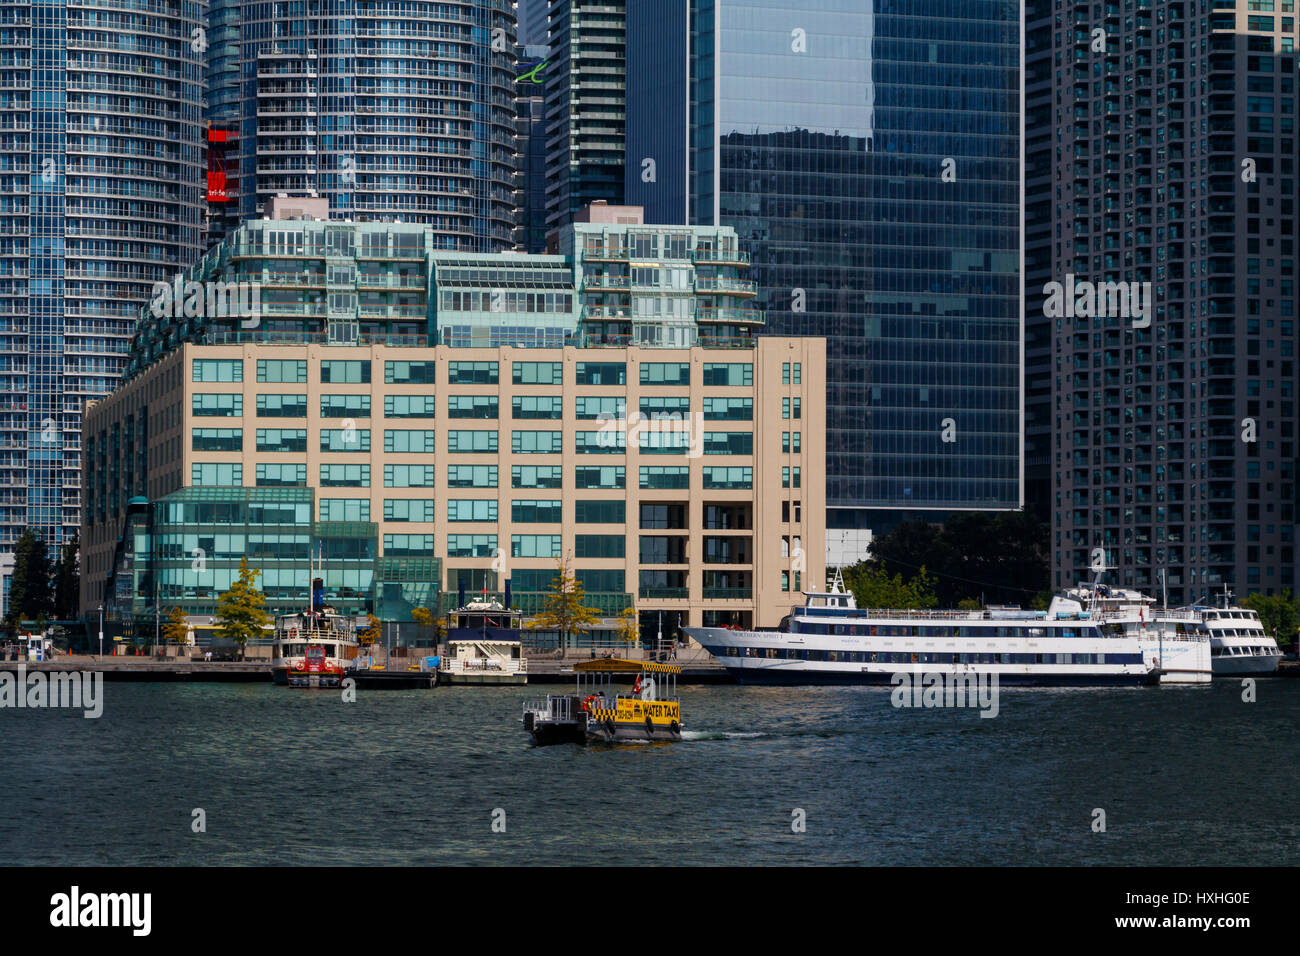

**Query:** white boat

left=683, top=576, right=1211, bottom=686
left=271, top=609, right=360, bottom=687
left=1192, top=598, right=1282, bottom=676
left=439, top=601, right=528, bottom=685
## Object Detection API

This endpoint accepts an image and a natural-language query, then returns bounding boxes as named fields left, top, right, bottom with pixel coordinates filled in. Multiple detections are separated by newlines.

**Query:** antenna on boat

left=1221, top=582, right=1233, bottom=609
left=829, top=565, right=845, bottom=595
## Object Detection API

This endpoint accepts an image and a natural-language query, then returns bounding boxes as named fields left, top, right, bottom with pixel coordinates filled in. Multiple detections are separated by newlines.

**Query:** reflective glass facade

left=0, top=0, right=207, bottom=557
left=627, top=0, right=1023, bottom=527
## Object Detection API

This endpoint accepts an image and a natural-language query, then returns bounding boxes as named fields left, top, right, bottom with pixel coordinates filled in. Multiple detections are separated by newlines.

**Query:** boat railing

left=523, top=694, right=572, bottom=722
left=442, top=656, right=528, bottom=674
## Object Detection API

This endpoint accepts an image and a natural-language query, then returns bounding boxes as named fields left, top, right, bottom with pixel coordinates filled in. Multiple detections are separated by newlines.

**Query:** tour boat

left=271, top=609, right=360, bottom=687
left=440, top=600, right=528, bottom=685
left=522, top=659, right=682, bottom=744
left=683, top=574, right=1211, bottom=686
left=1193, top=599, right=1282, bottom=675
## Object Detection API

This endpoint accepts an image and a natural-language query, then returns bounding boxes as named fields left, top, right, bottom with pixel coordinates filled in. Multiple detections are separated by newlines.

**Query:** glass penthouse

left=82, top=199, right=823, bottom=648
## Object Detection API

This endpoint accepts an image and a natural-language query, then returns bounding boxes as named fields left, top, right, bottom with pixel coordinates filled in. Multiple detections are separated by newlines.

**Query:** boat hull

left=1211, top=654, right=1282, bottom=676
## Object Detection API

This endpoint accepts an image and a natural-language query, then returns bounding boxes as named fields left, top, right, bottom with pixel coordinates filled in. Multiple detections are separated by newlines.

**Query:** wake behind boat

left=684, top=575, right=1210, bottom=687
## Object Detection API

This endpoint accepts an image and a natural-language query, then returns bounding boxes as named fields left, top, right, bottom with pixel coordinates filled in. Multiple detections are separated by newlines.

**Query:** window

left=574, top=534, right=625, bottom=558
left=703, top=397, right=752, bottom=420
left=576, top=500, right=625, bottom=523
left=513, top=361, right=562, bottom=384
left=448, top=430, right=498, bottom=453
left=781, top=362, right=802, bottom=385
left=574, top=465, right=624, bottom=489
left=256, top=463, right=307, bottom=487
left=321, top=360, right=370, bottom=383
left=192, top=394, right=242, bottom=417
left=193, top=359, right=243, bottom=382
left=703, top=466, right=752, bottom=489
left=578, top=569, right=624, bottom=592
left=448, top=499, right=498, bottom=522
left=512, top=534, right=562, bottom=558
left=192, top=428, right=242, bottom=451
left=321, top=394, right=370, bottom=418
left=385, top=464, right=436, bottom=487
left=257, top=359, right=306, bottom=383
left=575, top=362, right=626, bottom=385
left=575, top=396, right=625, bottom=420
left=781, top=467, right=801, bottom=488
left=512, top=430, right=562, bottom=454
left=641, top=396, right=690, bottom=417
left=385, top=395, right=437, bottom=418
left=321, top=499, right=370, bottom=522
left=639, top=466, right=689, bottom=489
left=385, top=361, right=435, bottom=384
left=321, top=428, right=370, bottom=452
left=704, top=432, right=754, bottom=456
left=702, top=363, right=752, bottom=386
left=512, top=395, right=562, bottom=419
left=385, top=429, right=437, bottom=453
left=384, top=499, right=436, bottom=522
left=576, top=431, right=625, bottom=454
left=639, top=430, right=690, bottom=454
left=512, top=465, right=562, bottom=488
left=783, top=432, right=802, bottom=454
left=192, top=462, right=242, bottom=486
left=447, top=361, right=498, bottom=384
left=447, top=534, right=497, bottom=557
left=448, top=464, right=498, bottom=488
left=257, top=394, right=308, bottom=418
left=512, top=499, right=562, bottom=523
left=384, top=534, right=436, bottom=556
left=782, top=397, right=802, bottom=419
left=256, top=428, right=307, bottom=453
left=448, top=395, right=498, bottom=419
left=640, top=362, right=689, bottom=386
left=320, top=464, right=370, bottom=487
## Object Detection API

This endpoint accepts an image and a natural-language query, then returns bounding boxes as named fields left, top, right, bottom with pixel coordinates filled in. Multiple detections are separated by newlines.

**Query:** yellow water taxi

left=522, top=658, right=682, bottom=744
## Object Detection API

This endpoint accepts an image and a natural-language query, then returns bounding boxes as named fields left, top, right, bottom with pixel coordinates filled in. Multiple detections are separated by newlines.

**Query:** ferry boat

left=522, top=659, right=682, bottom=744
left=271, top=608, right=360, bottom=688
left=440, top=600, right=528, bottom=685
left=683, top=575, right=1210, bottom=687
left=1189, top=590, right=1282, bottom=675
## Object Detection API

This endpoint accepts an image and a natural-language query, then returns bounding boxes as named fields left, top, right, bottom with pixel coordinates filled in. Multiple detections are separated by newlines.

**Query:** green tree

left=214, top=557, right=270, bottom=658
left=6, top=529, right=53, bottom=626
left=52, top=534, right=80, bottom=621
left=527, top=557, right=600, bottom=648
left=162, top=606, right=190, bottom=645
left=615, top=607, right=640, bottom=646
left=843, top=563, right=939, bottom=610
left=1240, top=591, right=1300, bottom=650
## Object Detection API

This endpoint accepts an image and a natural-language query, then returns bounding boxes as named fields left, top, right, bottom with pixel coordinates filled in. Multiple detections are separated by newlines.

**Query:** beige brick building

left=82, top=338, right=825, bottom=643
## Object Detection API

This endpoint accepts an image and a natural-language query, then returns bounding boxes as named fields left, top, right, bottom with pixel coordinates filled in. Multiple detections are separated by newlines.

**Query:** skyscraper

left=222, top=0, right=518, bottom=249
left=1032, top=1, right=1299, bottom=603
left=0, top=0, right=207, bottom=574
left=626, top=0, right=1024, bottom=559
left=543, top=0, right=627, bottom=231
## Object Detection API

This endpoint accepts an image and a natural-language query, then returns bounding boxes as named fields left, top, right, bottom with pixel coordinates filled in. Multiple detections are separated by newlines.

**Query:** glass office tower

left=627, top=0, right=1023, bottom=547
left=226, top=0, right=518, bottom=250
left=0, top=0, right=207, bottom=581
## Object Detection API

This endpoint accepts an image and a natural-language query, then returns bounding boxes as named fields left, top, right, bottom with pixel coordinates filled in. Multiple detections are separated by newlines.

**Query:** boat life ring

left=604, top=719, right=616, bottom=738
left=583, top=694, right=597, bottom=713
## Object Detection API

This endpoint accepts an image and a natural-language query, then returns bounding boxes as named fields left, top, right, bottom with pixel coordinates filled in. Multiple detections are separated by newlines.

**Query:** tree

left=615, top=607, right=639, bottom=647
left=1240, top=591, right=1300, bottom=650
left=52, top=534, right=80, bottom=621
left=358, top=614, right=382, bottom=645
left=162, top=606, right=190, bottom=645
left=214, top=557, right=270, bottom=658
left=410, top=606, right=435, bottom=627
left=7, top=529, right=53, bottom=626
left=526, top=557, right=600, bottom=648
left=843, top=563, right=938, bottom=610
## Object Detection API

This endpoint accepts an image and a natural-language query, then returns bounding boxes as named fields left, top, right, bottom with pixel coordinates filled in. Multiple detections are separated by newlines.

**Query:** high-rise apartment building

left=1031, top=1, right=1299, bottom=602
left=543, top=0, right=626, bottom=231
left=626, top=0, right=1023, bottom=558
left=0, top=0, right=207, bottom=575
left=215, top=0, right=518, bottom=249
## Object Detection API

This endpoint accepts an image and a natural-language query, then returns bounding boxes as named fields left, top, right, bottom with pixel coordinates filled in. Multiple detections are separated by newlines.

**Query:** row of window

left=730, top=649, right=1140, bottom=666
left=190, top=462, right=756, bottom=489
left=194, top=394, right=763, bottom=420
left=311, top=499, right=629, bottom=524
left=193, top=358, right=762, bottom=387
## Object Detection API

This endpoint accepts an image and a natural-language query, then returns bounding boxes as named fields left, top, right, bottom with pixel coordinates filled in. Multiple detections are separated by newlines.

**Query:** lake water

left=2, top=678, right=1297, bottom=865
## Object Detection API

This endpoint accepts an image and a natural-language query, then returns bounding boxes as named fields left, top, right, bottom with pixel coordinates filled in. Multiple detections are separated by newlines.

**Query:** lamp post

left=98, top=603, right=103, bottom=660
